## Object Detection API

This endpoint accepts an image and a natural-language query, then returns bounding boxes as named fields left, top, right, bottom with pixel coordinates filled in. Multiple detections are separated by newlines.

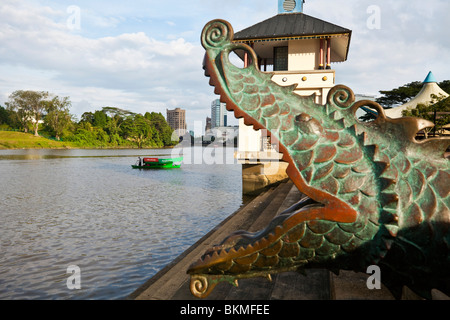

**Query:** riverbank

left=0, top=131, right=176, bottom=150
left=0, top=131, right=77, bottom=149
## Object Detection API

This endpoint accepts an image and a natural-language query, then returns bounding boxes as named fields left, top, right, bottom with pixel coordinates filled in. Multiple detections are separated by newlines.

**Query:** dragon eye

left=295, top=113, right=311, bottom=122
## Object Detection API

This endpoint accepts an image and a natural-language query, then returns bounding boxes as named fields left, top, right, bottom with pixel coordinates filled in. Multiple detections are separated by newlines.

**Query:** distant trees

left=6, top=90, right=49, bottom=136
left=143, top=111, right=175, bottom=146
left=121, top=114, right=153, bottom=149
left=359, top=80, right=450, bottom=125
left=1, top=90, right=177, bottom=148
left=102, top=107, right=134, bottom=138
left=71, top=107, right=177, bottom=148
left=44, top=96, right=74, bottom=140
left=118, top=111, right=176, bottom=148
left=375, top=80, right=450, bottom=109
left=0, top=105, right=15, bottom=129
left=376, top=81, right=424, bottom=109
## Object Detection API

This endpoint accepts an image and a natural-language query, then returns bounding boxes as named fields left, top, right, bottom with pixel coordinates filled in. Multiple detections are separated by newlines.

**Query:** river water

left=0, top=146, right=245, bottom=300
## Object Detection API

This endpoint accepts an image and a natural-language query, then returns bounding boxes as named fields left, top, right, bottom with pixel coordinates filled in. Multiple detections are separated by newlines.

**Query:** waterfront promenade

left=130, top=180, right=432, bottom=300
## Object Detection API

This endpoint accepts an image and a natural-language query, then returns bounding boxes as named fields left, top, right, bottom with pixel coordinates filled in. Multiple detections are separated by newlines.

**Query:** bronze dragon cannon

left=187, top=19, right=450, bottom=299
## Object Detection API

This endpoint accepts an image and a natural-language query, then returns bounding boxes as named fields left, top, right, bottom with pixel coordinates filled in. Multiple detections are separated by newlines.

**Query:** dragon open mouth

left=192, top=196, right=323, bottom=267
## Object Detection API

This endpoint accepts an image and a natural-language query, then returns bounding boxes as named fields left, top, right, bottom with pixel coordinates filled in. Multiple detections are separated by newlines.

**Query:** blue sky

left=1, top=0, right=449, bottom=131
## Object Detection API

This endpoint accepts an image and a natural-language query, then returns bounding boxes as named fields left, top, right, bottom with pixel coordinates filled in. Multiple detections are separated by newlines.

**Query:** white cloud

left=0, top=0, right=212, bottom=127
left=308, top=0, right=450, bottom=95
left=0, top=0, right=448, bottom=130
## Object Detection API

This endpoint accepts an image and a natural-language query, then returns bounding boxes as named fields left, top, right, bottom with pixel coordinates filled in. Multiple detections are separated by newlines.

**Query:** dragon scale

left=187, top=20, right=450, bottom=299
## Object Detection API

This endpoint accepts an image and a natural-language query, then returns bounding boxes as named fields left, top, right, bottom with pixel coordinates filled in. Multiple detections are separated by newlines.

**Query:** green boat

left=132, top=156, right=183, bottom=169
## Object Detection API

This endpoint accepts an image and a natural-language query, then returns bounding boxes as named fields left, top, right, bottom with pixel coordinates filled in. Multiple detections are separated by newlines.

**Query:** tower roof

left=233, top=12, right=352, bottom=62
left=234, top=13, right=352, bottom=42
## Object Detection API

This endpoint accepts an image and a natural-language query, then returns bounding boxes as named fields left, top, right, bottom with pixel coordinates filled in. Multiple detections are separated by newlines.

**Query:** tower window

left=274, top=46, right=288, bottom=71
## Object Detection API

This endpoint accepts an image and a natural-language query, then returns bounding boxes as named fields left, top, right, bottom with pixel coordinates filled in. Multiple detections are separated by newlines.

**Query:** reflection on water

left=0, top=148, right=173, bottom=161
left=0, top=147, right=244, bottom=299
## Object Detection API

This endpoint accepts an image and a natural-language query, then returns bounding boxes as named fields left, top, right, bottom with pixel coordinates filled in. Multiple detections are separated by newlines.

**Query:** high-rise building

left=205, top=116, right=211, bottom=133
left=166, top=108, right=186, bottom=136
left=211, top=99, right=227, bottom=128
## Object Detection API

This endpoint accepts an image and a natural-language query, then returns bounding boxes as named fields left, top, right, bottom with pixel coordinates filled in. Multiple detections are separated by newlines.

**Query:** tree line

left=379, top=80, right=450, bottom=136
left=359, top=80, right=450, bottom=134
left=0, top=90, right=177, bottom=148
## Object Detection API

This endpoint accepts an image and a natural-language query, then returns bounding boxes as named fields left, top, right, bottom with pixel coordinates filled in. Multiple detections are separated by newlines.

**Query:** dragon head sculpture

left=187, top=19, right=450, bottom=299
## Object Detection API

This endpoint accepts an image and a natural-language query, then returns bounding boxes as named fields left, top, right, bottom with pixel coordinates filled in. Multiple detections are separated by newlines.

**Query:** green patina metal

left=187, top=19, right=450, bottom=299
